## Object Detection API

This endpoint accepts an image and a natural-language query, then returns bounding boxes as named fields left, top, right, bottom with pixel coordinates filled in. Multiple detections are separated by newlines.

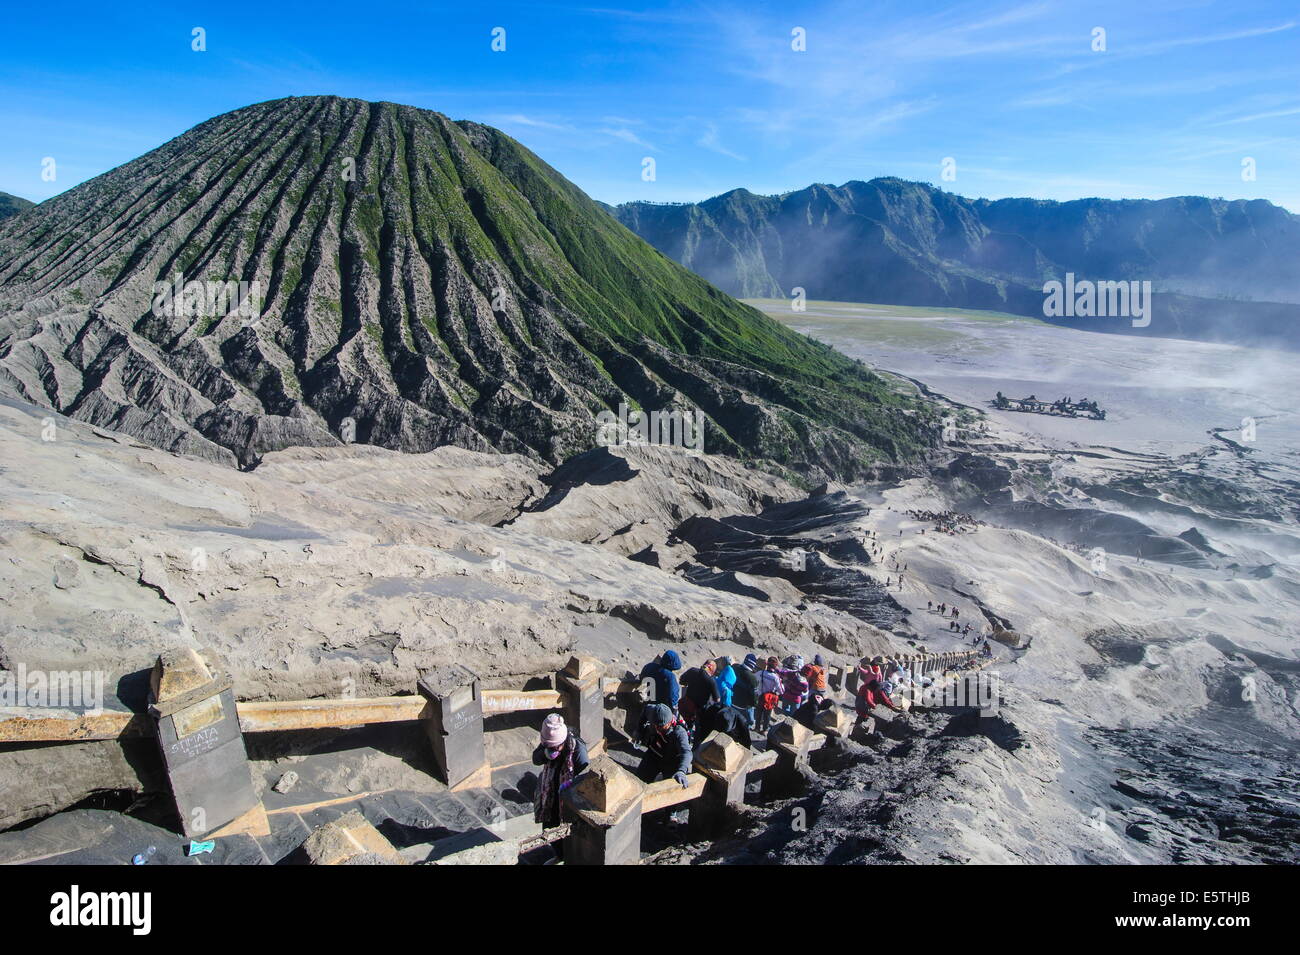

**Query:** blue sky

left=2, top=1, right=1297, bottom=211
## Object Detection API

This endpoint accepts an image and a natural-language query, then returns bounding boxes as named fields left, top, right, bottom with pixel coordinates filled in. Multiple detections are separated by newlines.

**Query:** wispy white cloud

left=489, top=113, right=576, bottom=131
left=1208, top=106, right=1300, bottom=127
left=697, top=123, right=746, bottom=161
left=1125, top=20, right=1296, bottom=56
left=598, top=125, right=656, bottom=149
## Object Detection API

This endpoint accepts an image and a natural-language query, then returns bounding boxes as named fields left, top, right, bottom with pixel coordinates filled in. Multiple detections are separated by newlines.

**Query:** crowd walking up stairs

left=0, top=646, right=997, bottom=864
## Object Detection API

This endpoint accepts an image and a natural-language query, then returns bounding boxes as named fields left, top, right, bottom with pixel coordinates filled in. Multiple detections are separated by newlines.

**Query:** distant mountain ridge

left=0, top=191, right=34, bottom=221
left=612, top=179, right=1300, bottom=347
left=0, top=97, right=936, bottom=477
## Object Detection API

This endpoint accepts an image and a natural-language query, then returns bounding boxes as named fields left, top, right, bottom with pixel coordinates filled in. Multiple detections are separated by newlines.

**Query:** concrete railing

left=0, top=645, right=999, bottom=861
left=0, top=688, right=568, bottom=743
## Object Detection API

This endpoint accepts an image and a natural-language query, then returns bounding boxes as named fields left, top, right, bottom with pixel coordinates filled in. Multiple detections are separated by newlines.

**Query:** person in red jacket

left=854, top=655, right=904, bottom=731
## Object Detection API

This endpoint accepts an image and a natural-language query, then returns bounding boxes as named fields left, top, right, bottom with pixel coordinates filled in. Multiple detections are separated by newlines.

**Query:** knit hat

left=540, top=713, right=568, bottom=748
left=643, top=702, right=674, bottom=728
left=813, top=654, right=825, bottom=667
left=742, top=653, right=759, bottom=670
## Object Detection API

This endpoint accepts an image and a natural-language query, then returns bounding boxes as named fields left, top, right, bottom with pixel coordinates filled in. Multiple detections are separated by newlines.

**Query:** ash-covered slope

left=0, top=97, right=933, bottom=476
left=614, top=179, right=1300, bottom=347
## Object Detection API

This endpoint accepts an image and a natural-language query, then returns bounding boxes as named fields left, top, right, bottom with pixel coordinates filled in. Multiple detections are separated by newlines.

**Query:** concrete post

left=558, top=654, right=605, bottom=755
left=562, top=755, right=644, bottom=865
left=417, top=664, right=490, bottom=791
left=763, top=720, right=819, bottom=797
left=827, top=664, right=846, bottom=700
left=148, top=648, right=260, bottom=839
left=814, top=703, right=854, bottom=738
left=689, top=731, right=750, bottom=837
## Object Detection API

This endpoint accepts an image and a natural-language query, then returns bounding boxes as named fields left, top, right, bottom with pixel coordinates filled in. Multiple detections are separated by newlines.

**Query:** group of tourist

left=527, top=500, right=1007, bottom=835
left=639, top=650, right=834, bottom=742
left=927, top=600, right=975, bottom=636
left=628, top=650, right=859, bottom=785
left=907, top=508, right=983, bottom=535
left=531, top=644, right=984, bottom=832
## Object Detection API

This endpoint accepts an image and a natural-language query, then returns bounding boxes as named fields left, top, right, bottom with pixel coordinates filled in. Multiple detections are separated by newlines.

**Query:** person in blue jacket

left=639, top=650, right=682, bottom=711
left=714, top=656, right=736, bottom=706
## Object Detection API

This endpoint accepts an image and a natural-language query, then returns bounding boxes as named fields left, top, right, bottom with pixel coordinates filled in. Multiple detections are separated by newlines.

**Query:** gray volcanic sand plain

left=757, top=298, right=1299, bottom=457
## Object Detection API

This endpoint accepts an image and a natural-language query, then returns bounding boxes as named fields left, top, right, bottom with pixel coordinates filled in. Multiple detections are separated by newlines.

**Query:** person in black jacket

left=794, top=695, right=834, bottom=730
left=532, top=713, right=589, bottom=828
left=679, top=659, right=719, bottom=740
left=694, top=700, right=754, bottom=749
left=730, top=653, right=761, bottom=725
left=635, top=702, right=691, bottom=786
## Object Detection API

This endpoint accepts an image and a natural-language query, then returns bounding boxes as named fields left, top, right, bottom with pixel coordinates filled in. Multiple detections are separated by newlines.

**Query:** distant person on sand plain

left=636, top=702, right=692, bottom=787
left=532, top=713, right=589, bottom=829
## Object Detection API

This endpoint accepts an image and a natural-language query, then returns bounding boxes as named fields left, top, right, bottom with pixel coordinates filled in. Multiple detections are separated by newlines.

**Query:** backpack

left=782, top=672, right=808, bottom=701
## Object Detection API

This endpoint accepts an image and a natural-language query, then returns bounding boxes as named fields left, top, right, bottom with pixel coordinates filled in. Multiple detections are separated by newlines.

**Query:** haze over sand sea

left=755, top=299, right=1300, bottom=460
left=718, top=298, right=1300, bottom=865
